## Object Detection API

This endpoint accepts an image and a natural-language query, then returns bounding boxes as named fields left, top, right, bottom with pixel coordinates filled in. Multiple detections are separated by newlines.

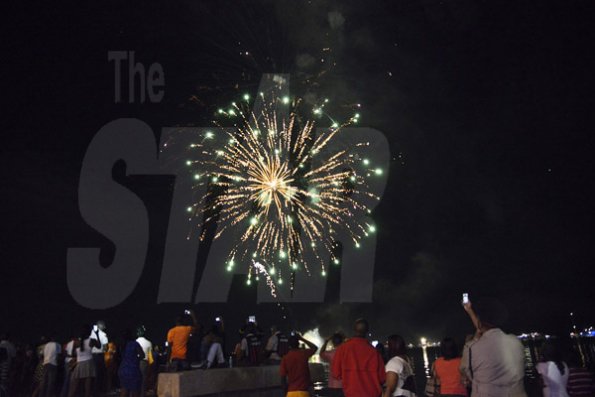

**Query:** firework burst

left=189, top=96, right=378, bottom=288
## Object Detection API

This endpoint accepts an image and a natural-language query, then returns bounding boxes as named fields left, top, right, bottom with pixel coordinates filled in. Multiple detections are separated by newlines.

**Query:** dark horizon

left=3, top=0, right=594, bottom=346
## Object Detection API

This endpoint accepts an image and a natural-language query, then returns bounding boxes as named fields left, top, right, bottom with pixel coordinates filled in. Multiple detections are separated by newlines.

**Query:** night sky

left=3, top=0, right=595, bottom=346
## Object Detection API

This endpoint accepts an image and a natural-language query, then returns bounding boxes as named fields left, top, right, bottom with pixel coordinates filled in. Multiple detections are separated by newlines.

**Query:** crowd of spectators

left=0, top=299, right=594, bottom=397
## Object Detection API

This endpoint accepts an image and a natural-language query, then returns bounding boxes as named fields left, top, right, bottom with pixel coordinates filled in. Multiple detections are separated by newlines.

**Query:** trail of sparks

left=188, top=97, right=379, bottom=292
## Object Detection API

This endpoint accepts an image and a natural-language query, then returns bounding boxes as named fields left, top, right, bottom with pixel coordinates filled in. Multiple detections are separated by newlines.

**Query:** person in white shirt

left=461, top=298, right=527, bottom=397
left=265, top=325, right=290, bottom=364
left=40, top=334, right=62, bottom=397
left=70, top=324, right=101, bottom=397
left=89, top=321, right=108, bottom=393
left=383, top=334, right=416, bottom=397
left=136, top=326, right=153, bottom=397
left=265, top=326, right=282, bottom=362
left=536, top=343, right=569, bottom=397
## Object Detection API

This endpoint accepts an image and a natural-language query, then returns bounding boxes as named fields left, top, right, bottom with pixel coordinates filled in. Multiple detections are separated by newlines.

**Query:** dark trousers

left=40, top=364, right=57, bottom=397
left=169, top=359, right=190, bottom=372
left=139, top=360, right=148, bottom=396
left=92, top=354, right=105, bottom=392
left=326, top=389, right=345, bottom=397
left=59, top=366, right=72, bottom=397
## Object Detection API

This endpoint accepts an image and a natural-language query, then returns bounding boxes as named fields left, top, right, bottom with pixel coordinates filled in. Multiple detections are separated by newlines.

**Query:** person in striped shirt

left=566, top=352, right=595, bottom=397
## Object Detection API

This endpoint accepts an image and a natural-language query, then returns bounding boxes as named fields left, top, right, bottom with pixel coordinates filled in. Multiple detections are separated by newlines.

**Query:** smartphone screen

left=248, top=315, right=256, bottom=323
left=215, top=317, right=221, bottom=322
left=462, top=293, right=469, bottom=304
left=371, top=340, right=379, bottom=347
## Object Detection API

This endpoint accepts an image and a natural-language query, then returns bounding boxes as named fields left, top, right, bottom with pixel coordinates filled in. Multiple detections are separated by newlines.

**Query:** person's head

left=387, top=334, right=407, bottom=359
left=474, top=298, right=508, bottom=330
left=540, top=342, right=562, bottom=363
left=565, top=350, right=584, bottom=368
left=136, top=325, right=146, bottom=338
left=209, top=325, right=221, bottom=336
left=184, top=313, right=194, bottom=326
left=270, top=325, right=278, bottom=335
left=288, top=335, right=300, bottom=349
left=96, top=320, right=107, bottom=332
left=354, top=318, right=369, bottom=337
left=332, top=332, right=345, bottom=348
left=175, top=315, right=184, bottom=326
left=79, top=324, right=91, bottom=339
left=122, top=329, right=134, bottom=343
left=77, top=325, right=91, bottom=351
left=246, top=323, right=256, bottom=335
left=440, top=337, right=459, bottom=360
left=540, top=342, right=566, bottom=375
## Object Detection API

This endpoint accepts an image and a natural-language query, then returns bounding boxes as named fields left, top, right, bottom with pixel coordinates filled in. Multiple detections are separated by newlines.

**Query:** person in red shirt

left=280, top=333, right=318, bottom=397
left=331, top=319, right=386, bottom=397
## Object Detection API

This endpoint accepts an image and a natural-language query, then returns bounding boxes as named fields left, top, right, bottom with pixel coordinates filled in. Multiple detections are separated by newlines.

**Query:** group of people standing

left=63, top=322, right=154, bottom=397
left=277, top=299, right=595, bottom=397
left=0, top=321, right=155, bottom=397
left=2, top=300, right=594, bottom=397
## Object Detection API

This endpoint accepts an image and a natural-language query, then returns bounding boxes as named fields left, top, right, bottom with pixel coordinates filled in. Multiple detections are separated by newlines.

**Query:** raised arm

left=320, top=336, right=331, bottom=354
left=298, top=334, right=318, bottom=352
left=187, top=309, right=198, bottom=327
left=462, top=300, right=480, bottom=331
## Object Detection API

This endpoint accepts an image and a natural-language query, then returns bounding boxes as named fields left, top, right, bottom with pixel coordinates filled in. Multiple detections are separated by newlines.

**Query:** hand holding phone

left=462, top=293, right=469, bottom=304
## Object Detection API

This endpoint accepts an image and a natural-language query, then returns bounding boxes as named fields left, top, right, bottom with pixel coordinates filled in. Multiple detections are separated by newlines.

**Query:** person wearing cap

left=461, top=298, right=527, bottom=397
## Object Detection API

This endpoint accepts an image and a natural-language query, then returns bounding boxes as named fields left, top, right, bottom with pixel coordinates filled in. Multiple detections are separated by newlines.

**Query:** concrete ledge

left=158, top=363, right=325, bottom=397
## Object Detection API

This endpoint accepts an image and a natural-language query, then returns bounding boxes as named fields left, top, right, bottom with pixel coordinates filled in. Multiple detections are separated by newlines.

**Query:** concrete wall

left=157, top=363, right=326, bottom=397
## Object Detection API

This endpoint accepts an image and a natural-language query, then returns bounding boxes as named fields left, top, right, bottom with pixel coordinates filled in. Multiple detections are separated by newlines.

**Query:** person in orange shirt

left=433, top=337, right=468, bottom=397
left=104, top=341, right=117, bottom=392
left=166, top=309, right=197, bottom=371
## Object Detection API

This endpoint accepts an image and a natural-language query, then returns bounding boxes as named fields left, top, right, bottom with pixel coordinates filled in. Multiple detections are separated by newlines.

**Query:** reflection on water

left=313, top=381, right=325, bottom=391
